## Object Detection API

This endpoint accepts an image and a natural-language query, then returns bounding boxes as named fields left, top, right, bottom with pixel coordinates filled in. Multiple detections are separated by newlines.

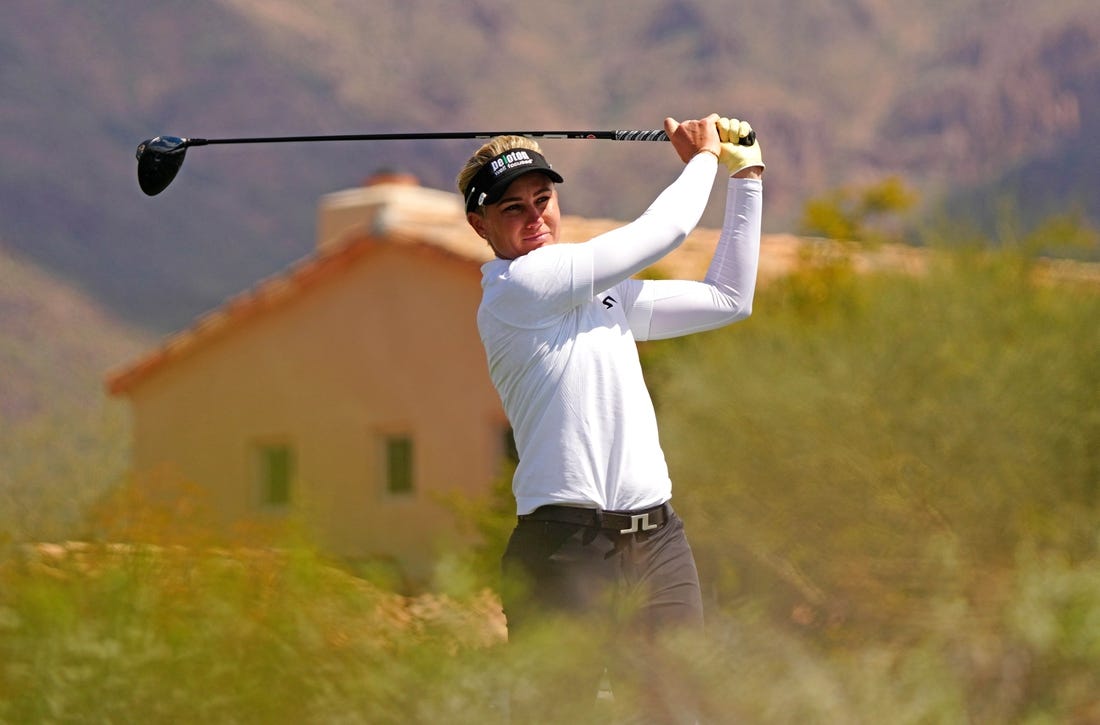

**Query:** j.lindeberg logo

left=490, top=150, right=534, bottom=176
left=602, top=295, right=617, bottom=309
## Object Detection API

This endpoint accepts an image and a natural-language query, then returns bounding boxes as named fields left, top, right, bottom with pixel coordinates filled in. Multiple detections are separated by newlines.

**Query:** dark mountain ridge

left=3, top=0, right=1098, bottom=331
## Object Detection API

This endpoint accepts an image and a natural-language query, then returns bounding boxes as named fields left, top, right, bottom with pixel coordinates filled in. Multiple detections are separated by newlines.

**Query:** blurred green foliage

left=645, top=239, right=1100, bottom=723
left=799, top=176, right=918, bottom=245
left=2, top=219, right=1099, bottom=723
left=0, top=540, right=508, bottom=724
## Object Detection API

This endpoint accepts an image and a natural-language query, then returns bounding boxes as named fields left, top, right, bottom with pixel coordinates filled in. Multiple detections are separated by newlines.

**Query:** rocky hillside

left=2, top=0, right=1099, bottom=331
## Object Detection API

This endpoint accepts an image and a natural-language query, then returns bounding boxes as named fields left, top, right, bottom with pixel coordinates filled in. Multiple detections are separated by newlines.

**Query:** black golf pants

left=501, top=506, right=704, bottom=723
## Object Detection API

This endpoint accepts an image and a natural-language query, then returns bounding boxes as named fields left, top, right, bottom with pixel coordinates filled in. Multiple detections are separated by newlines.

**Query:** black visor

left=464, top=148, right=564, bottom=213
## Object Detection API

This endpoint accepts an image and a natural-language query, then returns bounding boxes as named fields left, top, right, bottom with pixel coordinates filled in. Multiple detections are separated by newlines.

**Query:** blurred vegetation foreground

left=2, top=204, right=1099, bottom=723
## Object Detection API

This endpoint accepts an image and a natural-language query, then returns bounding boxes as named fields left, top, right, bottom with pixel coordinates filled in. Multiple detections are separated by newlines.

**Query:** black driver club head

left=136, top=136, right=188, bottom=196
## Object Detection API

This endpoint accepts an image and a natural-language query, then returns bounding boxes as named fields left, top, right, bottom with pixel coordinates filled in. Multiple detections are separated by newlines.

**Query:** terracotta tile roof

left=104, top=229, right=398, bottom=395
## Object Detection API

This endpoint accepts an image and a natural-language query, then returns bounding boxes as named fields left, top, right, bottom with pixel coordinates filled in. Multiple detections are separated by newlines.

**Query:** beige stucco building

left=106, top=173, right=811, bottom=582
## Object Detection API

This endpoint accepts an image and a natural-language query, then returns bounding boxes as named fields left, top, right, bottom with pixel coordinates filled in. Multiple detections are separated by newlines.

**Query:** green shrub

left=649, top=242, right=1100, bottom=721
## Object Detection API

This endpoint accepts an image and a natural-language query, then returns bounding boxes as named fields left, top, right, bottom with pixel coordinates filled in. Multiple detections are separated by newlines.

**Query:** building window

left=383, top=434, right=414, bottom=495
left=257, top=443, right=294, bottom=507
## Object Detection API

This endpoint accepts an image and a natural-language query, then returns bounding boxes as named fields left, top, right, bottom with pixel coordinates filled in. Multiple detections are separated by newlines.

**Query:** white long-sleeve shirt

left=477, top=153, right=762, bottom=514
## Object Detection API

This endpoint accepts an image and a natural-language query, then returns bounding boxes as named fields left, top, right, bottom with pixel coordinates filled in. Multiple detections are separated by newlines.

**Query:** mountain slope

left=0, top=243, right=151, bottom=539
left=2, top=0, right=1098, bottom=332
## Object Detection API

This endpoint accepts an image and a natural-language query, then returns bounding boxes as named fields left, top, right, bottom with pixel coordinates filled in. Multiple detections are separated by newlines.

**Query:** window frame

left=253, top=439, right=295, bottom=510
left=379, top=431, right=416, bottom=498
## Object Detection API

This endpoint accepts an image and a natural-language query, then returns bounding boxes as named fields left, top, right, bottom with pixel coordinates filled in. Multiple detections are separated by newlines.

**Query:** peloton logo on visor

left=490, top=151, right=534, bottom=177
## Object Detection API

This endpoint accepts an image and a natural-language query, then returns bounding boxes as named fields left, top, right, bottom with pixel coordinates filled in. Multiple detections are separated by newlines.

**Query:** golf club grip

left=613, top=130, right=671, bottom=141
left=615, top=129, right=757, bottom=146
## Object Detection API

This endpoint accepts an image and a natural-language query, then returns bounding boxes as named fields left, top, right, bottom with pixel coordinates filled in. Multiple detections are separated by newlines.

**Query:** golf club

left=135, top=128, right=757, bottom=196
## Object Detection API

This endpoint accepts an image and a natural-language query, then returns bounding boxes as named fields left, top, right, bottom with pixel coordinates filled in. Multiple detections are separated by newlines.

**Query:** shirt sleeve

left=586, top=152, right=719, bottom=295
left=624, top=176, right=762, bottom=341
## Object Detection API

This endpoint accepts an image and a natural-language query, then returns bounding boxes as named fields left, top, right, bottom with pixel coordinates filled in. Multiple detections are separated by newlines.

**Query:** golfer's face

left=471, top=173, right=561, bottom=260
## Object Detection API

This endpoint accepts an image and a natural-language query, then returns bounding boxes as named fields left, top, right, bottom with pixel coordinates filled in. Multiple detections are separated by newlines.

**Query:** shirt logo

left=602, top=295, right=617, bottom=309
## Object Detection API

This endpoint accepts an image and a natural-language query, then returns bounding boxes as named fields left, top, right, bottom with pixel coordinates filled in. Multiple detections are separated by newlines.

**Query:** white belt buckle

left=620, top=512, right=659, bottom=534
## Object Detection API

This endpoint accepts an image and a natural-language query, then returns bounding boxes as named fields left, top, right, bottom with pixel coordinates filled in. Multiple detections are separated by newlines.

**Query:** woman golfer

left=458, top=113, right=763, bottom=722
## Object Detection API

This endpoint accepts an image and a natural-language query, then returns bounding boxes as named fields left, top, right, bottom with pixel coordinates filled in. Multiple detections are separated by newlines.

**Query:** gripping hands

left=717, top=117, right=764, bottom=175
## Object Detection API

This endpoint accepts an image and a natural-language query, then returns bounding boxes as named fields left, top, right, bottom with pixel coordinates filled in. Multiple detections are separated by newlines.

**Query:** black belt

left=519, top=502, right=672, bottom=534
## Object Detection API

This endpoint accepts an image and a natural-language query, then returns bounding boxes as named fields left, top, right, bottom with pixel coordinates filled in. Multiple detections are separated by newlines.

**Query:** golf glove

left=717, top=117, right=764, bottom=175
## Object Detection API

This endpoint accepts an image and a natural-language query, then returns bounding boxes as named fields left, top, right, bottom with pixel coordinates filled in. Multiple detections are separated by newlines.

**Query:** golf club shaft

left=178, top=128, right=754, bottom=148
left=186, top=130, right=666, bottom=147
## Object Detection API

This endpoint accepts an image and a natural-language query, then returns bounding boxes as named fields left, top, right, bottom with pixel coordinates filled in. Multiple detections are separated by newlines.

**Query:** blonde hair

left=455, top=135, right=545, bottom=208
